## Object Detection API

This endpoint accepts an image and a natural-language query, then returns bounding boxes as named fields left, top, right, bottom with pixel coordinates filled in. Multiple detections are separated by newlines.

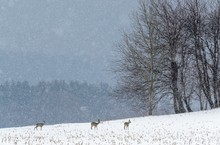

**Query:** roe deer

left=124, top=120, right=131, bottom=129
left=91, top=119, right=100, bottom=130
left=34, top=121, right=45, bottom=130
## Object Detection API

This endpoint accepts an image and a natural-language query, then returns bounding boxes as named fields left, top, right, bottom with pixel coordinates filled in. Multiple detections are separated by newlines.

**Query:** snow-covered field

left=1, top=109, right=220, bottom=145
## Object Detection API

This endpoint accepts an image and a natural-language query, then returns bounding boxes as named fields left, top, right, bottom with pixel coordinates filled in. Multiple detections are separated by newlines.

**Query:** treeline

left=114, top=0, right=220, bottom=115
left=0, top=80, right=136, bottom=128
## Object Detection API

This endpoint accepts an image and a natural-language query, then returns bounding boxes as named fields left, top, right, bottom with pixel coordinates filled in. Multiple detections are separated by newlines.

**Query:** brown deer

left=124, top=120, right=131, bottom=130
left=34, top=121, right=45, bottom=130
left=91, top=119, right=100, bottom=130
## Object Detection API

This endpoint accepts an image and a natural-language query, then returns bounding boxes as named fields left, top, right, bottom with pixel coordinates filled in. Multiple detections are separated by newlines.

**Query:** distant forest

left=0, top=80, right=137, bottom=128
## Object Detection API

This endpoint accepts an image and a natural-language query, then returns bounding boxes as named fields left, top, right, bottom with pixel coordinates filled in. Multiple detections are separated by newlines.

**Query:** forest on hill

left=0, top=80, right=137, bottom=128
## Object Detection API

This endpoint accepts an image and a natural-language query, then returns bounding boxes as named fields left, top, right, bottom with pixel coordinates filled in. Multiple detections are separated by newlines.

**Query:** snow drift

left=0, top=109, right=220, bottom=145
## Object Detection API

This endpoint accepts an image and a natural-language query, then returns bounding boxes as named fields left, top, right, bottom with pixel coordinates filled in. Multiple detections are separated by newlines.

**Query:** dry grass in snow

left=0, top=109, right=220, bottom=145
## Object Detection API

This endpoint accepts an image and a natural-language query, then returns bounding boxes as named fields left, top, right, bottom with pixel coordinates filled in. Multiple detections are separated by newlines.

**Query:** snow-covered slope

left=1, top=109, right=220, bottom=145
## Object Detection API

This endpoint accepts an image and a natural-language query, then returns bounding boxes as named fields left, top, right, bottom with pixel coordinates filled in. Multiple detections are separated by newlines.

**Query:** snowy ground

left=0, top=109, right=220, bottom=145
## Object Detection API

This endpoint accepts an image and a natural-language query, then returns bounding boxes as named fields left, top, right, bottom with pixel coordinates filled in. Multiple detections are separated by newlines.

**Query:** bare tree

left=185, top=0, right=215, bottom=109
left=113, top=0, right=163, bottom=115
left=113, top=0, right=220, bottom=115
left=205, top=2, right=220, bottom=107
left=151, top=0, right=189, bottom=113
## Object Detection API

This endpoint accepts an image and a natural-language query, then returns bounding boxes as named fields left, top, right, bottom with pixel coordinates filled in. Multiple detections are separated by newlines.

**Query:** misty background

left=0, top=0, right=143, bottom=128
left=0, top=0, right=137, bottom=85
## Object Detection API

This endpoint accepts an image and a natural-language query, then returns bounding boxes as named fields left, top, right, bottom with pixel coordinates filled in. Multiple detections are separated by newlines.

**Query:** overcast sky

left=0, top=0, right=138, bottom=85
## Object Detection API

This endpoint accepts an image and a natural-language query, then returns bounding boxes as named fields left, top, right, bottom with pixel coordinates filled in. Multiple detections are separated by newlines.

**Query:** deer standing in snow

left=91, top=119, right=100, bottom=130
left=124, top=120, right=131, bottom=130
left=34, top=121, right=45, bottom=130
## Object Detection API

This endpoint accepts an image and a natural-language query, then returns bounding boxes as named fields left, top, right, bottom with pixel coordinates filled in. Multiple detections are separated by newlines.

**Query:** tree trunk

left=184, top=98, right=193, bottom=112
left=171, top=61, right=186, bottom=113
